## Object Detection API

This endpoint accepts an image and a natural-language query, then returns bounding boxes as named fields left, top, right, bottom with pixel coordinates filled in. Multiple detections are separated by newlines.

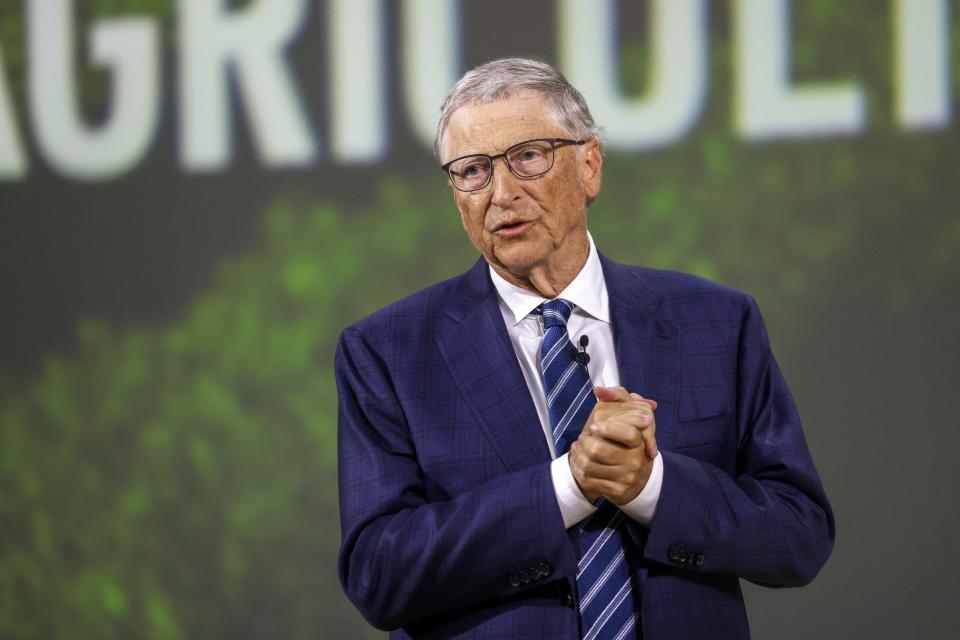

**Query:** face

left=442, top=95, right=602, bottom=281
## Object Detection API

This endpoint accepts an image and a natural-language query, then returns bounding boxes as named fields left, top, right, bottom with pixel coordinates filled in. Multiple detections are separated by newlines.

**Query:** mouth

left=492, top=219, right=534, bottom=238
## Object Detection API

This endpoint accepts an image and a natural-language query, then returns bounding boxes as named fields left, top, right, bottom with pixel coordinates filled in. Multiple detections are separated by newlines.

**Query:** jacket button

left=562, top=593, right=574, bottom=608
left=695, top=553, right=705, bottom=567
left=537, top=561, right=553, bottom=578
left=508, top=572, right=520, bottom=587
left=672, top=547, right=690, bottom=566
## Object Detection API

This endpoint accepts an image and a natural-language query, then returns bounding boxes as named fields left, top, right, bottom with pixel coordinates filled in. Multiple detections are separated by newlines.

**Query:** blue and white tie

left=537, top=299, right=640, bottom=640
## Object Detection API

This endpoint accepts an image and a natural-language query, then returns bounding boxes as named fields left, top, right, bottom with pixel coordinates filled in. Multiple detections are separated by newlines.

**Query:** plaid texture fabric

left=336, top=255, right=834, bottom=639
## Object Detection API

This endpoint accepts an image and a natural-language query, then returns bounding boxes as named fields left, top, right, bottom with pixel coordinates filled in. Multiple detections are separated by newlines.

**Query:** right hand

left=568, top=386, right=658, bottom=504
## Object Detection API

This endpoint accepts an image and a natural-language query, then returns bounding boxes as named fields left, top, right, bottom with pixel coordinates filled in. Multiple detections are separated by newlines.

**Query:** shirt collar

left=489, top=232, right=610, bottom=326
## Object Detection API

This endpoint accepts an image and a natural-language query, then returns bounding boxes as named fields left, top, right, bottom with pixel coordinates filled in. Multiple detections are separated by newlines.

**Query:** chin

left=492, top=246, right=546, bottom=276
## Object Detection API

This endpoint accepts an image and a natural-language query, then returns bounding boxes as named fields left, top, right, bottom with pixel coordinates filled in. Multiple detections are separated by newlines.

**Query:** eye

left=508, top=142, right=552, bottom=175
left=451, top=157, right=490, bottom=186
left=515, top=146, right=547, bottom=161
left=510, top=142, right=550, bottom=163
left=462, top=162, right=486, bottom=177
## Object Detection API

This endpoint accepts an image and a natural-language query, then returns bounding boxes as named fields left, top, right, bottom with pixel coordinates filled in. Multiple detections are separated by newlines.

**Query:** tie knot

left=537, top=299, right=574, bottom=329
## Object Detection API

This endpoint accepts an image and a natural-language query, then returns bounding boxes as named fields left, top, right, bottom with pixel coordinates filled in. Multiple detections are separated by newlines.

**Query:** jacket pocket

left=675, top=393, right=731, bottom=449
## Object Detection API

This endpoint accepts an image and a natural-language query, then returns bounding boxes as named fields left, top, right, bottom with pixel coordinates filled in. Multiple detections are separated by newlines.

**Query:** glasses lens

left=506, top=140, right=554, bottom=177
left=449, top=156, right=492, bottom=191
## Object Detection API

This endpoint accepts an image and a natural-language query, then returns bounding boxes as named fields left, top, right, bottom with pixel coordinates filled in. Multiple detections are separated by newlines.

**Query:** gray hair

left=434, top=58, right=603, bottom=161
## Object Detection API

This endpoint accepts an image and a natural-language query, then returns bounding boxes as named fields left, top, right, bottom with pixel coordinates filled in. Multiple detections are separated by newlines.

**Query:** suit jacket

left=336, top=254, right=834, bottom=639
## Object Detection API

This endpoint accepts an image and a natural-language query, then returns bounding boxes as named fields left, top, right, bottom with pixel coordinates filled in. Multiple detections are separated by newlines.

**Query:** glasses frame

left=441, top=137, right=586, bottom=192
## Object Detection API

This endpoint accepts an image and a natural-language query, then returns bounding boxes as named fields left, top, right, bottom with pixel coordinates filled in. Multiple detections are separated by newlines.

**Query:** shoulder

left=603, top=258, right=755, bottom=323
left=338, top=264, right=481, bottom=350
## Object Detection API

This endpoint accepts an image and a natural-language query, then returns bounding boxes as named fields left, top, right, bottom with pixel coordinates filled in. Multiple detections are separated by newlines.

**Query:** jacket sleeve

left=641, top=296, right=835, bottom=586
left=335, top=327, right=578, bottom=631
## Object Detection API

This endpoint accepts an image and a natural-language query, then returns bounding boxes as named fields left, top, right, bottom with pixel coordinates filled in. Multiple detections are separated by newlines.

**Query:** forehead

left=443, top=95, right=568, bottom=160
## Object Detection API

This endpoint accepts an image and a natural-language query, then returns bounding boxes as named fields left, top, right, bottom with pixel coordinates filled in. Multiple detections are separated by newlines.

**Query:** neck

left=491, top=233, right=590, bottom=298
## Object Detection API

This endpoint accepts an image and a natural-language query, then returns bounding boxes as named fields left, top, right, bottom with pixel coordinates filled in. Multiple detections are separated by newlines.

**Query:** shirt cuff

left=618, top=452, right=663, bottom=528
left=550, top=453, right=597, bottom=529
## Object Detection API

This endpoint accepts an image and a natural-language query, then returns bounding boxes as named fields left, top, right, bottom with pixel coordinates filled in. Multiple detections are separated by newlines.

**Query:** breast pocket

left=675, top=392, right=732, bottom=450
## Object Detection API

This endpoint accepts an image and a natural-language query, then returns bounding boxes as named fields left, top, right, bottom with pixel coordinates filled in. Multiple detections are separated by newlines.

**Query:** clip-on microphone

left=572, top=334, right=590, bottom=366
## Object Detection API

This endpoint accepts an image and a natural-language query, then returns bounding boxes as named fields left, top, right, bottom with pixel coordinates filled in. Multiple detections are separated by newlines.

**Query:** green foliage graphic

left=0, top=179, right=474, bottom=639
left=3, top=111, right=959, bottom=633
left=1, top=0, right=959, bottom=637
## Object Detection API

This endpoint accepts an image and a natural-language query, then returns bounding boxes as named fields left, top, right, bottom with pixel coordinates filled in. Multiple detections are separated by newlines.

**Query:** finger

left=641, top=427, right=658, bottom=459
left=577, top=454, right=650, bottom=492
left=598, top=413, right=658, bottom=458
left=593, top=397, right=654, bottom=418
left=568, top=448, right=599, bottom=498
left=575, top=456, right=628, bottom=481
left=569, top=442, right=620, bottom=490
left=590, top=420, right=644, bottom=449
left=593, top=406, right=654, bottom=431
left=579, top=435, right=637, bottom=466
left=595, top=425, right=659, bottom=464
left=628, top=392, right=658, bottom=411
left=594, top=386, right=631, bottom=403
left=628, top=413, right=658, bottom=459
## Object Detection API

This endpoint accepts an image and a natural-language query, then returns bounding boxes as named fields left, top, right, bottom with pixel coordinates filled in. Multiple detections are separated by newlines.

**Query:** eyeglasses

left=441, top=138, right=586, bottom=192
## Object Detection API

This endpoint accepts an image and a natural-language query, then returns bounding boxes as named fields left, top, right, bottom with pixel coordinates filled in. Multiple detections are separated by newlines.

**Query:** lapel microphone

left=572, top=334, right=590, bottom=366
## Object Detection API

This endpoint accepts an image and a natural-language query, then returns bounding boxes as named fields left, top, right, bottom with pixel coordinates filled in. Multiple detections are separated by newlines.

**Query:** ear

left=579, top=138, right=603, bottom=199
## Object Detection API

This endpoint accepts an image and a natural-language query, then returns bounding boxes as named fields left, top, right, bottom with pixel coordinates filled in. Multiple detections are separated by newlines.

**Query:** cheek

left=554, top=175, right=587, bottom=223
left=457, top=201, right=487, bottom=243
left=538, top=182, right=584, bottom=228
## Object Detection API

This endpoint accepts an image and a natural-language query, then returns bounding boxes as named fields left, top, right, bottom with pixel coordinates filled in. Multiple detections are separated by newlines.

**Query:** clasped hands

left=568, top=386, right=658, bottom=505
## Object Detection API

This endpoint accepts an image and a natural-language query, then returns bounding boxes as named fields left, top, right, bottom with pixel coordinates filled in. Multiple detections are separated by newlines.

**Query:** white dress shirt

left=488, top=233, right=663, bottom=529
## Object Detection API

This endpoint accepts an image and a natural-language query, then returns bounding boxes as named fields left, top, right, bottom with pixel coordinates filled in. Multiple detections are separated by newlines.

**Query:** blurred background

left=1, top=1, right=958, bottom=638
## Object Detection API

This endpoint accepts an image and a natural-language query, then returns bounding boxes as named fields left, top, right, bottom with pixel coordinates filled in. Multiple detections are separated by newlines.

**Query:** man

left=336, top=58, right=833, bottom=639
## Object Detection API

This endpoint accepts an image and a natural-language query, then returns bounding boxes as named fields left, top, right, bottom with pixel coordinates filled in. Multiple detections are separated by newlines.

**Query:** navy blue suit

left=336, top=254, right=834, bottom=639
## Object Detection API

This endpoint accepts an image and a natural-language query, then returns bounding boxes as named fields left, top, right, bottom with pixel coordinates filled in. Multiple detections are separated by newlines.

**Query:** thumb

left=594, top=386, right=630, bottom=402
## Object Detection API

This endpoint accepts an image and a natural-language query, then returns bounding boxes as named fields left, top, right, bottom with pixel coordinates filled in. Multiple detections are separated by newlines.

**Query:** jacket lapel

left=601, top=255, right=683, bottom=451
left=436, top=259, right=553, bottom=472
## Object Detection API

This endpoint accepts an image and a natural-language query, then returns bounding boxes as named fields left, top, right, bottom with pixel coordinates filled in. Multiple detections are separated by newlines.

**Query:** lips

left=492, top=219, right=534, bottom=236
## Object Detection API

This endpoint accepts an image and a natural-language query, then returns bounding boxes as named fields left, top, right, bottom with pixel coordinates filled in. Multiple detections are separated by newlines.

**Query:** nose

left=489, top=156, right=521, bottom=209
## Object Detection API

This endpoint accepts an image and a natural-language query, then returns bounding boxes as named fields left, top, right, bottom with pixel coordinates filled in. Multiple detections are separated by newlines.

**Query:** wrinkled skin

left=442, top=95, right=657, bottom=504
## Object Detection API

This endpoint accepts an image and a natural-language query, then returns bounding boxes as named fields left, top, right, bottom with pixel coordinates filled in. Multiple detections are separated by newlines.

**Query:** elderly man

left=336, top=58, right=833, bottom=640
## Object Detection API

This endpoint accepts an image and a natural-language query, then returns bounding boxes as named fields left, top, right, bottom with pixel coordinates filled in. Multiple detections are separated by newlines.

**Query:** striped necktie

left=536, top=299, right=640, bottom=640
